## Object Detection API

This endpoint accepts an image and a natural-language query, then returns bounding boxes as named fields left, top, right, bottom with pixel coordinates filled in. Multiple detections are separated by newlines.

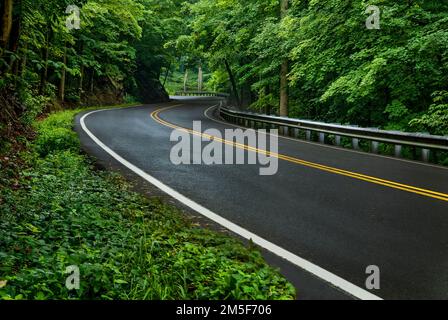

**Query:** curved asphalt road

left=75, top=96, right=448, bottom=300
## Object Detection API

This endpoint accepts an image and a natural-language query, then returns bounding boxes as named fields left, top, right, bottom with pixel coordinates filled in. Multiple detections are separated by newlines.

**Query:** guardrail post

left=306, top=130, right=311, bottom=141
left=294, top=128, right=299, bottom=138
left=422, top=149, right=430, bottom=162
left=352, top=138, right=360, bottom=150
left=319, top=132, right=325, bottom=144
left=284, top=127, right=289, bottom=136
left=335, top=135, right=341, bottom=146
left=395, top=145, right=402, bottom=158
left=371, top=141, right=379, bottom=154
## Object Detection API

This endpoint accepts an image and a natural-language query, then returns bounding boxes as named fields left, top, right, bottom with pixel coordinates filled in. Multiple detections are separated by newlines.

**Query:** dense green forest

left=0, top=0, right=184, bottom=146
left=1, top=0, right=448, bottom=140
left=174, top=0, right=448, bottom=133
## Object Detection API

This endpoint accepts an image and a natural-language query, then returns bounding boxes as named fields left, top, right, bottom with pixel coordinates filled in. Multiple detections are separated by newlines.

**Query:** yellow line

left=151, top=104, right=448, bottom=202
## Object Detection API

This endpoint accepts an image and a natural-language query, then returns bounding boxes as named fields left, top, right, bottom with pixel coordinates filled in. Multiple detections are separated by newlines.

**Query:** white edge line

left=80, top=107, right=383, bottom=301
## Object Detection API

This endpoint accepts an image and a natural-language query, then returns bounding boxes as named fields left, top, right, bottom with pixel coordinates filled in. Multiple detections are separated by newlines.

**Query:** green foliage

left=164, top=68, right=213, bottom=95
left=250, top=91, right=278, bottom=113
left=383, top=100, right=412, bottom=130
left=182, top=0, right=448, bottom=129
left=410, top=91, right=448, bottom=135
left=0, top=109, right=296, bottom=300
left=123, top=94, right=139, bottom=104
left=2, top=0, right=448, bottom=132
left=34, top=127, right=80, bottom=157
left=17, top=84, right=49, bottom=127
left=1, top=0, right=172, bottom=130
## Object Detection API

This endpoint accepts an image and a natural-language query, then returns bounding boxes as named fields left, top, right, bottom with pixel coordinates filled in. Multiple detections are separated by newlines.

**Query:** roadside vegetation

left=0, top=0, right=296, bottom=301
left=0, top=107, right=296, bottom=300
left=176, top=0, right=448, bottom=134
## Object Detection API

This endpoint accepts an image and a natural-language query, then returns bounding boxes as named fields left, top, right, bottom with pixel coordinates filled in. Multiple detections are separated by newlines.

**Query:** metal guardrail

left=174, top=91, right=230, bottom=98
left=219, top=105, right=448, bottom=162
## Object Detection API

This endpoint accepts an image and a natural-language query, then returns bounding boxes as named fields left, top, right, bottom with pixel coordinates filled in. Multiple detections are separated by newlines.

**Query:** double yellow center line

left=151, top=104, right=448, bottom=203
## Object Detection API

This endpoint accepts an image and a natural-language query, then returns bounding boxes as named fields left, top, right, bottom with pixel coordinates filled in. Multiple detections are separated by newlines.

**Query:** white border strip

left=80, top=108, right=383, bottom=301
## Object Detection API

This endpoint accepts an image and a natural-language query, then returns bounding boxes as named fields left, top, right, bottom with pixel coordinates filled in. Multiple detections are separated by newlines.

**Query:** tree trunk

left=39, top=26, right=51, bottom=95
left=20, top=40, right=27, bottom=76
left=198, top=64, right=203, bottom=91
left=183, top=69, right=188, bottom=92
left=90, top=69, right=94, bottom=93
left=7, top=0, right=20, bottom=75
left=59, top=43, right=67, bottom=102
left=224, top=59, right=240, bottom=107
left=279, top=60, right=288, bottom=117
left=1, top=0, right=13, bottom=50
left=79, top=64, right=84, bottom=99
left=279, top=0, right=289, bottom=117
left=264, top=86, right=272, bottom=115
left=78, top=40, right=84, bottom=99
left=162, top=62, right=171, bottom=87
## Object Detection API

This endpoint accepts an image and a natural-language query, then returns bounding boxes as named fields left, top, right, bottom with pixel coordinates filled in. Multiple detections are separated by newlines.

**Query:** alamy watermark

left=65, top=265, right=80, bottom=290
left=365, top=265, right=380, bottom=290
left=366, top=5, right=381, bottom=30
left=170, top=122, right=279, bottom=176
left=66, top=5, right=81, bottom=31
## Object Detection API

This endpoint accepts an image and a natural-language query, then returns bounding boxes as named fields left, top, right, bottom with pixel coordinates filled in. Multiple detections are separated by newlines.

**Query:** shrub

left=19, top=85, right=49, bottom=127
left=34, top=127, right=79, bottom=157
left=410, top=91, right=448, bottom=136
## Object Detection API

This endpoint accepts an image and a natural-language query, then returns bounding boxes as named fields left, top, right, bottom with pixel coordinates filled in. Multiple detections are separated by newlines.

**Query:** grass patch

left=0, top=106, right=296, bottom=300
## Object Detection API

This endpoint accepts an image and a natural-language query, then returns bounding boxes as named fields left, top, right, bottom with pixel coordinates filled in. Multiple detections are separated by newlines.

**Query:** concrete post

left=352, top=138, right=360, bottom=150
left=319, top=132, right=325, bottom=144
left=395, top=145, right=402, bottom=158
left=422, top=149, right=430, bottom=162
left=371, top=141, right=379, bottom=154
left=306, top=130, right=311, bottom=141
left=335, top=135, right=341, bottom=146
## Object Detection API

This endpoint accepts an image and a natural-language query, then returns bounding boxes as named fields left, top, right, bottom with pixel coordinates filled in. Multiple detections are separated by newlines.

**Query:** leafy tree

left=182, top=0, right=448, bottom=130
left=1, top=0, right=448, bottom=137
left=1, top=0, right=174, bottom=132
left=410, top=91, right=448, bottom=135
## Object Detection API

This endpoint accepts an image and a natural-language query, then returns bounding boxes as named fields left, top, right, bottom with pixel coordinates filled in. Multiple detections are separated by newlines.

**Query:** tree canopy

left=1, top=0, right=447, bottom=135
left=0, top=0, right=183, bottom=133
left=177, top=0, right=448, bottom=132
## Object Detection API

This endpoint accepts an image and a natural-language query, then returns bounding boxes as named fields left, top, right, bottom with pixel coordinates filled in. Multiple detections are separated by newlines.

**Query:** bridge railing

left=218, top=103, right=448, bottom=163
left=174, top=91, right=230, bottom=98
